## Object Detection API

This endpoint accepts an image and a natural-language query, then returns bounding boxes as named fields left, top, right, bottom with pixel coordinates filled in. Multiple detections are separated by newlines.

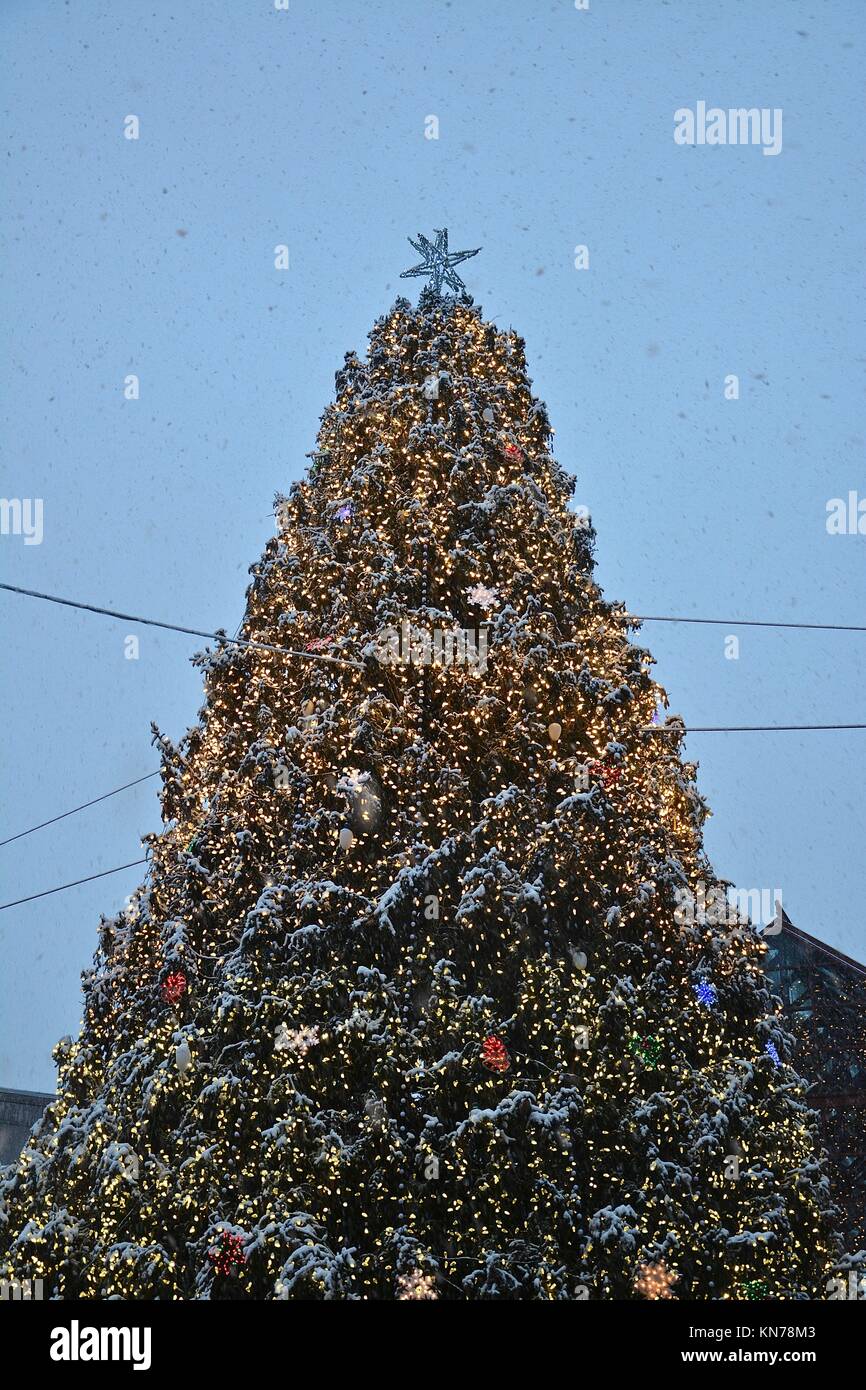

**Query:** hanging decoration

left=629, top=1033, right=661, bottom=1068
left=588, top=758, right=622, bottom=789
left=741, top=1279, right=769, bottom=1300
left=396, top=1268, right=439, bottom=1300
left=117, top=1149, right=140, bottom=1182
left=338, top=769, right=382, bottom=833
left=634, top=1261, right=677, bottom=1299
left=693, top=981, right=717, bottom=1007
left=306, top=449, right=330, bottom=478
left=161, top=971, right=188, bottom=1006
left=208, top=1231, right=246, bottom=1277
left=481, top=1035, right=510, bottom=1073
left=275, top=1024, right=320, bottom=1056
left=298, top=699, right=318, bottom=733
left=466, top=582, right=499, bottom=609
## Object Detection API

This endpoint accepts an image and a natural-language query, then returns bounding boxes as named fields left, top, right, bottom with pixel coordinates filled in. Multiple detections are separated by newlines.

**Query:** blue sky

left=2, top=0, right=864, bottom=1091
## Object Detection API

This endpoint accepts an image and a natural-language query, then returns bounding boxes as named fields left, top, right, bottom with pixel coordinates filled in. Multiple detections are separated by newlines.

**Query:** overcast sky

left=2, top=0, right=864, bottom=1091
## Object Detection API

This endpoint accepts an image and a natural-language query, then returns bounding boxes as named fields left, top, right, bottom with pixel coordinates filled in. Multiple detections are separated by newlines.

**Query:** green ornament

left=629, top=1033, right=662, bottom=1068
left=741, top=1279, right=768, bottom=1301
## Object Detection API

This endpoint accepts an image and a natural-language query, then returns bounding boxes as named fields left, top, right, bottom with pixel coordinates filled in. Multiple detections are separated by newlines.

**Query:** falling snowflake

left=396, top=1268, right=439, bottom=1300
left=466, top=583, right=499, bottom=608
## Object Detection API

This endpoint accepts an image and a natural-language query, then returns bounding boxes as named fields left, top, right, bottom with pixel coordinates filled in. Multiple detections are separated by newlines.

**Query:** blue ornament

left=335, top=504, right=353, bottom=522
left=764, top=1040, right=781, bottom=1066
left=400, top=229, right=481, bottom=297
left=694, top=980, right=717, bottom=1006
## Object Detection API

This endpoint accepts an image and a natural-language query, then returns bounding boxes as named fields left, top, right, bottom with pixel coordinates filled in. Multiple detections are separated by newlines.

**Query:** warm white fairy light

left=0, top=292, right=839, bottom=1302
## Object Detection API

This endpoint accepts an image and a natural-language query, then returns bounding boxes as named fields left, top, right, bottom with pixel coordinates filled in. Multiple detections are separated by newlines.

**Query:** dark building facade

left=0, top=1087, right=54, bottom=1168
left=764, top=916, right=866, bottom=1251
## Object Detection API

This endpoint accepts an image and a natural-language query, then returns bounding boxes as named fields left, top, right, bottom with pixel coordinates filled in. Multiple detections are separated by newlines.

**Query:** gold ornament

left=634, top=1261, right=677, bottom=1300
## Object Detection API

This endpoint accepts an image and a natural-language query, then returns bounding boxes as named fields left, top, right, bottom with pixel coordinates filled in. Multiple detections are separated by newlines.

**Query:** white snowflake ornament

left=276, top=1024, right=320, bottom=1056
left=397, top=1268, right=438, bottom=1300
left=466, top=583, right=499, bottom=608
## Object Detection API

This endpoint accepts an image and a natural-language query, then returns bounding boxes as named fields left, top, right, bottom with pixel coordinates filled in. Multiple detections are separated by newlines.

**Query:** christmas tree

left=0, top=233, right=844, bottom=1300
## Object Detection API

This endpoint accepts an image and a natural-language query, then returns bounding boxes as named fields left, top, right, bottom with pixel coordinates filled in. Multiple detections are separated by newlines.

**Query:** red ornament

left=305, top=636, right=334, bottom=653
left=161, top=970, right=188, bottom=1006
left=481, top=1035, right=510, bottom=1073
left=208, top=1231, right=246, bottom=1277
left=502, top=441, right=524, bottom=462
left=588, top=759, right=622, bottom=789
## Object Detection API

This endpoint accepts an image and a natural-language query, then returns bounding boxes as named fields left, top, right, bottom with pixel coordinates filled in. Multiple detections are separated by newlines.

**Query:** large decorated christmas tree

left=0, top=233, right=843, bottom=1300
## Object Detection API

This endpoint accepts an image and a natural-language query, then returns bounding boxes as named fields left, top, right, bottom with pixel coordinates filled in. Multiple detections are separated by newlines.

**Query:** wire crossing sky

left=2, top=0, right=864, bottom=1091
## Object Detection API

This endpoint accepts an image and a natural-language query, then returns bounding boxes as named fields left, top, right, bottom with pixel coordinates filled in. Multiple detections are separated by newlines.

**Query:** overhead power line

left=632, top=613, right=866, bottom=633
left=3, top=581, right=865, bottom=651
left=0, top=584, right=365, bottom=669
left=0, top=772, right=161, bottom=848
left=1, top=584, right=863, bottom=862
left=645, top=723, right=866, bottom=733
left=2, top=709, right=864, bottom=905
left=3, top=712, right=865, bottom=853
left=0, top=860, right=148, bottom=911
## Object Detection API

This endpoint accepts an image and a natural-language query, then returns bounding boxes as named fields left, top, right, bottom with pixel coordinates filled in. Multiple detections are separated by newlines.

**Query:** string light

left=0, top=289, right=842, bottom=1303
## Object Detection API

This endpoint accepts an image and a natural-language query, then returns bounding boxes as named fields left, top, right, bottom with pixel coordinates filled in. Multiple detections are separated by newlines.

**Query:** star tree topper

left=400, top=228, right=481, bottom=296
